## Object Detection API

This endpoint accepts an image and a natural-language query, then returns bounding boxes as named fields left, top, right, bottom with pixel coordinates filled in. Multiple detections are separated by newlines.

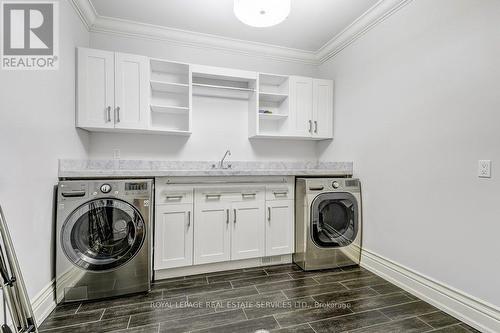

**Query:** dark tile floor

left=40, top=264, right=481, bottom=333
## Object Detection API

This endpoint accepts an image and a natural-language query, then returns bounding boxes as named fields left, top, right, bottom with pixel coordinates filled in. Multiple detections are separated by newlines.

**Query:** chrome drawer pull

left=273, top=191, right=288, bottom=197
left=268, top=207, right=271, bottom=221
left=187, top=211, right=191, bottom=227
left=234, top=209, right=237, bottom=223
left=206, top=194, right=221, bottom=200
left=242, top=193, right=256, bottom=198
left=226, top=209, right=229, bottom=224
left=166, top=195, right=183, bottom=200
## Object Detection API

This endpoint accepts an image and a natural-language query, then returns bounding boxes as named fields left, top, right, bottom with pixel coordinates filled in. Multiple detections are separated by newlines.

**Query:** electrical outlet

left=478, top=160, right=491, bottom=178
left=113, top=149, right=121, bottom=160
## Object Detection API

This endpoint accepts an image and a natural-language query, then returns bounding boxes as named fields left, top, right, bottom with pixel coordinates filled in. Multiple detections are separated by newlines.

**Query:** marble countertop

left=58, top=160, right=353, bottom=178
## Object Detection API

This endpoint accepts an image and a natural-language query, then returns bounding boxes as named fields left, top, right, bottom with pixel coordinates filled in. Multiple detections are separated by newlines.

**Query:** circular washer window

left=311, top=192, right=359, bottom=248
left=61, top=198, right=145, bottom=272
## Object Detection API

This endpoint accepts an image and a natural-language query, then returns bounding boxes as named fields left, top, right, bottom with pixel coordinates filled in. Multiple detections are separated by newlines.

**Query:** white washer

left=294, top=178, right=362, bottom=270
left=56, top=179, right=153, bottom=303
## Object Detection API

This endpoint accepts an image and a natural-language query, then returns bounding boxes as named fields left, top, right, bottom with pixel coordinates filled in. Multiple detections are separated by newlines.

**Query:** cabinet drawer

left=156, top=186, right=194, bottom=205
left=266, top=185, right=294, bottom=201
left=195, top=186, right=265, bottom=204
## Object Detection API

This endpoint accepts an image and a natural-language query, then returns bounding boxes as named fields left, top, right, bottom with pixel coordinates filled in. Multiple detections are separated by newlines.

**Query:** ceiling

left=89, top=0, right=380, bottom=52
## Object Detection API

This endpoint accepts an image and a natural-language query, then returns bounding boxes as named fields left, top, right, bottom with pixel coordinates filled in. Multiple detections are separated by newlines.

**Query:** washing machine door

left=311, top=192, right=359, bottom=248
left=61, top=198, right=146, bottom=272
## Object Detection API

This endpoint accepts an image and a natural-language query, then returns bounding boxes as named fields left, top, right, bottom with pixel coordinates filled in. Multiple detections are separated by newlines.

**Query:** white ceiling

left=90, top=0, right=380, bottom=51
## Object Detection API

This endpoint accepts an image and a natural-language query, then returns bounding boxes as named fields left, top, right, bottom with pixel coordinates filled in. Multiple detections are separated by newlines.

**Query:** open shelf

left=259, top=113, right=288, bottom=121
left=150, top=80, right=189, bottom=94
left=150, top=59, right=190, bottom=84
left=259, top=73, right=289, bottom=95
left=259, top=92, right=288, bottom=103
left=149, top=58, right=191, bottom=133
left=193, top=83, right=255, bottom=92
left=192, top=66, right=257, bottom=100
left=150, top=104, right=189, bottom=114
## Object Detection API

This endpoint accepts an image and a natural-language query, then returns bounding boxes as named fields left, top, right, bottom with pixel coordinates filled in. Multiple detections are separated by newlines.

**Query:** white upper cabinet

left=77, top=47, right=333, bottom=139
left=312, top=79, right=334, bottom=139
left=250, top=74, right=333, bottom=140
left=289, top=76, right=314, bottom=137
left=114, top=52, right=149, bottom=130
left=77, top=48, right=115, bottom=129
left=77, top=48, right=150, bottom=132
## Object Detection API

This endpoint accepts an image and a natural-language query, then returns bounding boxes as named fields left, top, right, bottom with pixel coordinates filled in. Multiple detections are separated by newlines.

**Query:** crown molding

left=69, top=0, right=97, bottom=30
left=91, top=15, right=318, bottom=65
left=70, top=0, right=413, bottom=65
left=316, top=0, right=414, bottom=63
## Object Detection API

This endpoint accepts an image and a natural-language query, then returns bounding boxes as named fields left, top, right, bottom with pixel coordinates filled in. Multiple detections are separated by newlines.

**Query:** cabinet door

left=154, top=204, right=193, bottom=270
left=114, top=52, right=149, bottom=130
left=194, top=196, right=231, bottom=265
left=266, top=200, right=294, bottom=256
left=289, top=76, right=313, bottom=137
left=313, top=79, right=334, bottom=138
left=77, top=48, right=114, bottom=129
left=231, top=199, right=265, bottom=260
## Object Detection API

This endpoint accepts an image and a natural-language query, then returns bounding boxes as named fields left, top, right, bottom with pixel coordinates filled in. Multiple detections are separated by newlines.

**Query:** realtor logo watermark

left=1, top=1, right=59, bottom=70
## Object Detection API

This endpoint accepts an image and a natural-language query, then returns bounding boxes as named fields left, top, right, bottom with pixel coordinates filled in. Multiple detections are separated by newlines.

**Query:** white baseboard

left=361, top=249, right=500, bottom=333
left=31, top=279, right=56, bottom=325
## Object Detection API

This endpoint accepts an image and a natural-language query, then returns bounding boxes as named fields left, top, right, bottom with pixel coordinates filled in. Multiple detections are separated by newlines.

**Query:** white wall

left=0, top=0, right=89, bottom=302
left=318, top=0, right=500, bottom=306
left=88, top=32, right=320, bottom=161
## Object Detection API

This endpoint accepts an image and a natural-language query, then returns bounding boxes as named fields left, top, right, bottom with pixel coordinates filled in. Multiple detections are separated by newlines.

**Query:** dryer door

left=311, top=192, right=359, bottom=248
left=61, top=198, right=146, bottom=272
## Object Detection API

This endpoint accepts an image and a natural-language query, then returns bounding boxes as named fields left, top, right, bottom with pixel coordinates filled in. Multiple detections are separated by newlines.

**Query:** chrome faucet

left=219, top=150, right=232, bottom=169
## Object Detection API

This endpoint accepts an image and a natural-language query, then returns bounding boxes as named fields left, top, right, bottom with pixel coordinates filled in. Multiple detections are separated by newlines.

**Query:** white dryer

left=294, top=178, right=362, bottom=270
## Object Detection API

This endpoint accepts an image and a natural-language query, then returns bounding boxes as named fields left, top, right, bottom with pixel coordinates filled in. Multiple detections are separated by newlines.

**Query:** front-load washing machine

left=294, top=178, right=362, bottom=270
left=56, top=179, right=153, bottom=303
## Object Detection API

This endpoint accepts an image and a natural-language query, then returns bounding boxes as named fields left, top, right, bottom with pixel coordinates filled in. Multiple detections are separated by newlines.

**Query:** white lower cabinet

left=194, top=198, right=231, bottom=265
left=266, top=200, right=295, bottom=256
left=231, top=196, right=265, bottom=260
left=154, top=203, right=193, bottom=270
left=154, top=178, right=295, bottom=273
left=194, top=190, right=265, bottom=264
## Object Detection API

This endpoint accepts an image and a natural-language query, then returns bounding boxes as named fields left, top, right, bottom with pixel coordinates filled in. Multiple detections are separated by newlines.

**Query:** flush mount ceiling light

left=234, top=0, right=291, bottom=28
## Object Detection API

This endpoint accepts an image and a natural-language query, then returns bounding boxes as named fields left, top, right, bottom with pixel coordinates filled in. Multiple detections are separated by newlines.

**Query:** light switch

left=478, top=160, right=491, bottom=178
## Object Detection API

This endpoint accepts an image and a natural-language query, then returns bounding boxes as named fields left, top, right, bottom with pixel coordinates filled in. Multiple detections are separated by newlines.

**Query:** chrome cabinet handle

left=115, top=106, right=121, bottom=123
left=187, top=211, right=191, bottom=227
left=314, top=121, right=318, bottom=133
left=226, top=209, right=229, bottom=224
left=273, top=191, right=288, bottom=197
left=233, top=209, right=237, bottom=223
left=268, top=207, right=271, bottom=222
left=106, top=106, right=111, bottom=122
left=166, top=195, right=183, bottom=200
left=242, top=193, right=256, bottom=198
left=206, top=194, right=221, bottom=200
left=308, top=120, right=312, bottom=133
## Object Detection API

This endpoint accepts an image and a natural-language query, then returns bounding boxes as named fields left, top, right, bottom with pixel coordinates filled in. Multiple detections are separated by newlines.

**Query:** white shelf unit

left=149, top=59, right=192, bottom=134
left=191, top=64, right=257, bottom=100
left=255, top=73, right=290, bottom=137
